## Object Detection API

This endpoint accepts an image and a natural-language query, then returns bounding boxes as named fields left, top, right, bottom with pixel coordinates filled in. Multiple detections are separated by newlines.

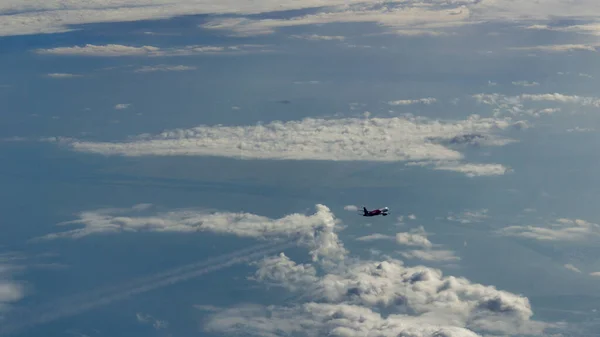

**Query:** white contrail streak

left=0, top=239, right=295, bottom=336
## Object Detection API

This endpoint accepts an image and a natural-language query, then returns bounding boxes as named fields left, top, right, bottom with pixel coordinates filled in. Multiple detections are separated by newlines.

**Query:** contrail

left=0, top=239, right=296, bottom=336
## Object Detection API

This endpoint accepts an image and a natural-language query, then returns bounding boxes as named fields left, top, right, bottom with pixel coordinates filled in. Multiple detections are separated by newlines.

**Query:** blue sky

left=2, top=1, right=600, bottom=336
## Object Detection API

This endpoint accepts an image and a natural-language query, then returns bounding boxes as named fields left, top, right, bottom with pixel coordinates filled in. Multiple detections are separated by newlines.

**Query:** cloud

left=564, top=264, right=581, bottom=273
left=43, top=114, right=523, bottom=177
left=46, top=73, right=81, bottom=78
left=399, top=249, right=460, bottom=262
left=512, top=81, right=539, bottom=87
left=34, top=44, right=269, bottom=57
left=394, top=226, right=460, bottom=263
left=205, top=217, right=555, bottom=337
left=136, top=313, right=169, bottom=330
left=567, top=127, right=595, bottom=133
left=497, top=218, right=600, bottom=242
left=387, top=98, right=437, bottom=106
left=33, top=204, right=346, bottom=264
left=290, top=34, right=345, bottom=41
left=508, top=44, right=598, bottom=53
left=114, top=104, right=131, bottom=110
left=356, top=234, right=394, bottom=242
left=445, top=209, right=489, bottom=224
left=133, top=65, right=197, bottom=73
left=525, top=22, right=600, bottom=36
left=200, top=5, right=474, bottom=37
left=343, top=205, right=358, bottom=212
left=0, top=255, right=26, bottom=316
left=473, top=92, right=600, bottom=117
left=590, top=272, right=600, bottom=277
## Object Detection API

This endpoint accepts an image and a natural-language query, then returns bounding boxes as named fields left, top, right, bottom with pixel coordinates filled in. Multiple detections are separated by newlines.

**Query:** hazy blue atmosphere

left=2, top=1, right=600, bottom=336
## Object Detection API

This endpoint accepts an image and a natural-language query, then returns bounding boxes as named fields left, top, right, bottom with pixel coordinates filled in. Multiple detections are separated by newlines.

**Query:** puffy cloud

left=497, top=218, right=600, bottom=242
left=45, top=114, right=522, bottom=177
left=206, top=251, right=553, bottom=337
left=35, top=44, right=269, bottom=57
left=395, top=226, right=432, bottom=249
left=399, top=249, right=460, bottom=262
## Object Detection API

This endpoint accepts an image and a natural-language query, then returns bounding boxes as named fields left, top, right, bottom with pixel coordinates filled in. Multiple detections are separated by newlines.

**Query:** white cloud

left=525, top=22, right=600, bottom=36
left=508, top=44, right=598, bottom=53
left=3, top=0, right=600, bottom=38
left=44, top=114, right=523, bottom=177
left=473, top=92, right=600, bottom=117
left=133, top=64, right=197, bottom=73
left=136, top=313, right=169, bottom=330
left=33, top=203, right=346, bottom=264
left=497, top=218, right=600, bottom=242
left=114, top=104, right=131, bottom=110
left=206, top=229, right=555, bottom=337
left=35, top=44, right=269, bottom=57
left=512, top=81, right=539, bottom=87
left=395, top=226, right=432, bottom=249
left=564, top=264, right=581, bottom=273
left=290, top=34, right=345, bottom=41
left=200, top=5, right=474, bottom=37
left=343, top=205, right=358, bottom=212
left=590, top=272, right=600, bottom=277
left=446, top=209, right=489, bottom=224
left=46, top=73, right=81, bottom=78
left=399, top=249, right=460, bottom=262
left=395, top=226, right=460, bottom=263
left=567, top=127, right=595, bottom=133
left=388, top=98, right=437, bottom=106
left=0, top=255, right=26, bottom=316
left=356, top=234, right=394, bottom=242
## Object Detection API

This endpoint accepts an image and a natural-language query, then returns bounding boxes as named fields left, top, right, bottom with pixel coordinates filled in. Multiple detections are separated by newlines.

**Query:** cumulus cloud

left=44, top=114, right=523, bottom=177
left=206, top=227, right=555, bottom=337
left=394, top=226, right=460, bottom=263
left=34, top=44, right=269, bottom=57
left=497, top=218, right=600, bottom=242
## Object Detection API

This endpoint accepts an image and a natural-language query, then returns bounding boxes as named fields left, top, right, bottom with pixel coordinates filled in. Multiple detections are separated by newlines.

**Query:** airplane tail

left=363, top=207, right=368, bottom=215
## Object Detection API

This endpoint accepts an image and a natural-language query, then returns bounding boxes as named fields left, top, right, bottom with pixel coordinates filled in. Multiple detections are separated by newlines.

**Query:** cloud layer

left=497, top=218, right=600, bottom=242
left=199, top=208, right=556, bottom=337
left=4, top=0, right=600, bottom=37
left=46, top=114, right=523, bottom=177
left=35, top=44, right=269, bottom=57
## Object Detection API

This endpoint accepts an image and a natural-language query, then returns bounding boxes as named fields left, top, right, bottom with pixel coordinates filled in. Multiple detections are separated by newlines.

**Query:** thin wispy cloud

left=42, top=114, right=524, bottom=177
left=114, top=104, right=131, bottom=110
left=497, top=218, right=600, bottom=242
left=289, top=34, right=345, bottom=41
left=387, top=97, right=437, bottom=106
left=35, top=44, right=270, bottom=57
left=133, top=65, right=197, bottom=73
left=45, top=73, right=82, bottom=78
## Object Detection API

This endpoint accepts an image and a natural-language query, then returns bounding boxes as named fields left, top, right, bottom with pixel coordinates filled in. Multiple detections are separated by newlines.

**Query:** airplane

left=362, top=206, right=389, bottom=217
